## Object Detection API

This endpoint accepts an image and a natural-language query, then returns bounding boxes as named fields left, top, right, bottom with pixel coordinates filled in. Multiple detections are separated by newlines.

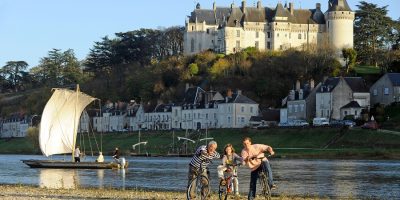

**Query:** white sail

left=39, top=88, right=96, bottom=157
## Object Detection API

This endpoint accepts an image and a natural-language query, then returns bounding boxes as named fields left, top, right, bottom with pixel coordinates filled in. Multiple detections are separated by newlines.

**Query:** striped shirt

left=190, top=145, right=220, bottom=170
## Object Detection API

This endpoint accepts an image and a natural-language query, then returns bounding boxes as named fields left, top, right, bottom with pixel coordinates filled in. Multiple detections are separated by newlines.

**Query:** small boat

left=22, top=160, right=120, bottom=169
left=22, top=85, right=128, bottom=169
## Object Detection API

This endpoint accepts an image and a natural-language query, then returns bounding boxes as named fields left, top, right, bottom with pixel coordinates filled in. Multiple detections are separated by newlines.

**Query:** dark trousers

left=248, top=160, right=274, bottom=200
left=74, top=157, right=80, bottom=162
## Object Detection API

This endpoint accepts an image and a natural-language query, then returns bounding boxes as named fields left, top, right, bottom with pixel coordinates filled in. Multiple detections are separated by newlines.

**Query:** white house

left=316, top=77, right=369, bottom=120
left=0, top=114, right=29, bottom=138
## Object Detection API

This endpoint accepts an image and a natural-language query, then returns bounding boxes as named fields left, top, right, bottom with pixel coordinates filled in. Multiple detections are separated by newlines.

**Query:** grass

left=2, top=127, right=400, bottom=159
left=354, top=65, right=381, bottom=75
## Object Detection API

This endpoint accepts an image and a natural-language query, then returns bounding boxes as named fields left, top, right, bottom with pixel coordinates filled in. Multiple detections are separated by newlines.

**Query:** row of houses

left=1, top=73, right=399, bottom=138
left=91, top=87, right=259, bottom=132
left=280, top=73, right=400, bottom=123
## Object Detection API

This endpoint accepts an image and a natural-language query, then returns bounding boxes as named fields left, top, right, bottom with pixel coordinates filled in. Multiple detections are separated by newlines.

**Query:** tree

left=342, top=48, right=357, bottom=73
left=188, top=63, right=199, bottom=76
left=1, top=61, right=28, bottom=91
left=355, top=1, right=394, bottom=66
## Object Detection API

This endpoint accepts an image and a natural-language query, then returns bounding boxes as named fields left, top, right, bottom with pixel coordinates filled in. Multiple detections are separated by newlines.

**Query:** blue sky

left=1, top=0, right=399, bottom=68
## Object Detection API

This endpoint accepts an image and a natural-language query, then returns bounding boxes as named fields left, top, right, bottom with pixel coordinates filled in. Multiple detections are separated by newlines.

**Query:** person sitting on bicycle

left=217, top=143, right=243, bottom=196
left=188, top=140, right=220, bottom=199
left=241, top=137, right=276, bottom=200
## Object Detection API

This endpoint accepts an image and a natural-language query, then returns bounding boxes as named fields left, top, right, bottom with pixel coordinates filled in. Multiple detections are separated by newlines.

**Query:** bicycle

left=187, top=165, right=210, bottom=200
left=218, top=163, right=240, bottom=200
left=252, top=156, right=272, bottom=200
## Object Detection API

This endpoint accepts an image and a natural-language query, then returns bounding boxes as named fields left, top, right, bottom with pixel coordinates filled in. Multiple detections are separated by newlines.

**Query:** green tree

left=1, top=61, right=28, bottom=91
left=188, top=63, right=199, bottom=76
left=355, top=1, right=394, bottom=66
left=342, top=48, right=357, bottom=73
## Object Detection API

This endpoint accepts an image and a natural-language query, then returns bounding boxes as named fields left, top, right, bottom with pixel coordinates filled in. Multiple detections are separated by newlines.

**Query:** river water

left=0, top=155, right=399, bottom=199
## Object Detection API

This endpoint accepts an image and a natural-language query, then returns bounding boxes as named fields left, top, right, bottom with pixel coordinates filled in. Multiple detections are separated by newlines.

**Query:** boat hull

left=21, top=160, right=123, bottom=169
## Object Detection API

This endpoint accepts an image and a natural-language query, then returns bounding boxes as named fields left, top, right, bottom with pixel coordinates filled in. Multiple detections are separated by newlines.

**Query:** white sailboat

left=22, top=85, right=127, bottom=169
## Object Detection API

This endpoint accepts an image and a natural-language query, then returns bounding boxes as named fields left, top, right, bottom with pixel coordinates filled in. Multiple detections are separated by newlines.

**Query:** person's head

left=115, top=147, right=119, bottom=150
left=242, top=137, right=252, bottom=149
left=207, top=141, right=218, bottom=154
left=76, top=146, right=79, bottom=149
left=99, top=152, right=103, bottom=155
left=224, top=143, right=235, bottom=155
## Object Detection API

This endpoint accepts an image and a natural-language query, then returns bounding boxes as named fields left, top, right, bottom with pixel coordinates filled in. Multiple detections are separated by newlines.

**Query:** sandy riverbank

left=0, top=184, right=329, bottom=200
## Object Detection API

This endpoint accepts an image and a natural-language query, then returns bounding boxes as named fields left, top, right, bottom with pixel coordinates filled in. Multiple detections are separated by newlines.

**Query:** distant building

left=184, top=0, right=354, bottom=55
left=370, top=73, right=400, bottom=106
left=316, top=77, right=369, bottom=120
left=284, top=79, right=320, bottom=121
left=0, top=113, right=29, bottom=138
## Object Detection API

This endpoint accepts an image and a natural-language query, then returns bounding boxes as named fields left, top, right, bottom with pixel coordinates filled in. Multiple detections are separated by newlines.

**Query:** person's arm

left=233, top=153, right=243, bottom=165
left=221, top=155, right=227, bottom=166
left=266, top=146, right=275, bottom=156
left=241, top=150, right=249, bottom=164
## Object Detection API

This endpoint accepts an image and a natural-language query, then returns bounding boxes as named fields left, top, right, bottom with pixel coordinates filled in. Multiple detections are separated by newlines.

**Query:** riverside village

left=0, top=0, right=399, bottom=199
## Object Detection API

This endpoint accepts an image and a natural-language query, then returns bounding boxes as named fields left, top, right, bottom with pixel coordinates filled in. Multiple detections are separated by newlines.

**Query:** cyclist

left=188, top=140, right=220, bottom=199
left=241, top=137, right=276, bottom=200
left=217, top=143, right=243, bottom=197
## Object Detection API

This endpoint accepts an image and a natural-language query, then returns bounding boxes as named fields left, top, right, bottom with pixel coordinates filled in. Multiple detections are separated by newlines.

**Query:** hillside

left=2, top=128, right=399, bottom=159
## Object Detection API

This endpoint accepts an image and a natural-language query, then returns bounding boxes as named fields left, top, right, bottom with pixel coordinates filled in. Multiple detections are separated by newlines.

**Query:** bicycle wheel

left=259, top=173, right=271, bottom=200
left=187, top=175, right=210, bottom=200
left=218, top=182, right=228, bottom=200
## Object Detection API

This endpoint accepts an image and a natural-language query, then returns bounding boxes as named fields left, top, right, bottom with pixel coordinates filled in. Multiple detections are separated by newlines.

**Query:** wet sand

left=0, top=184, right=328, bottom=200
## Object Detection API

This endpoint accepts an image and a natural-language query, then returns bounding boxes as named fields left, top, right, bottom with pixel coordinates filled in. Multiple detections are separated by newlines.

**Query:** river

left=0, top=155, right=399, bottom=199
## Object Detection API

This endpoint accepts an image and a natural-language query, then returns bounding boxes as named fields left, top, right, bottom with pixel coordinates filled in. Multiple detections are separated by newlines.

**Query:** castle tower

left=325, top=0, right=355, bottom=51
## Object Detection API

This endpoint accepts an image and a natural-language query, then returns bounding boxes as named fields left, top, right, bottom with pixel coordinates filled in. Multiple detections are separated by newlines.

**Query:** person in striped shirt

left=187, top=141, right=220, bottom=199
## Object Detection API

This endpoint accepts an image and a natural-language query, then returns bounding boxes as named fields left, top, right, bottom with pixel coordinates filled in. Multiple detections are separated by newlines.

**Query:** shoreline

left=0, top=184, right=331, bottom=200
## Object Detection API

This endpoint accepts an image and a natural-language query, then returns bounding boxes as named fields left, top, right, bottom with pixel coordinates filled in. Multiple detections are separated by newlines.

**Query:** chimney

left=185, top=83, right=190, bottom=92
left=237, top=89, right=242, bottom=95
left=289, top=90, right=295, bottom=101
left=227, top=89, right=233, bottom=98
left=299, top=89, right=304, bottom=100
left=241, top=0, right=246, bottom=14
left=289, top=2, right=294, bottom=15
left=316, top=3, right=321, bottom=10
left=296, top=80, right=301, bottom=91
left=196, top=3, right=201, bottom=9
left=231, top=2, right=235, bottom=9
left=257, top=1, right=262, bottom=9
left=338, top=0, right=344, bottom=7
left=310, top=79, right=315, bottom=89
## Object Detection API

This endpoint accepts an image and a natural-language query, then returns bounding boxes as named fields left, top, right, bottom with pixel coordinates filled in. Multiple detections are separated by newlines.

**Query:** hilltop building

left=184, top=0, right=354, bottom=55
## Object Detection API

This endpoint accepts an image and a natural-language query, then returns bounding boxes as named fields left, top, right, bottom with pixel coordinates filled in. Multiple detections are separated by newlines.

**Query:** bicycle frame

left=218, top=165, right=239, bottom=200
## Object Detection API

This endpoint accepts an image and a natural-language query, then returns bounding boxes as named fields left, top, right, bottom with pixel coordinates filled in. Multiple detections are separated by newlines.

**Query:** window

left=355, top=110, right=358, bottom=116
left=267, top=32, right=271, bottom=38
left=206, top=113, right=208, bottom=119
left=250, top=107, right=254, bottom=113
left=288, top=105, right=293, bottom=113
left=207, top=29, right=210, bottom=34
left=241, top=117, right=245, bottom=123
left=294, top=105, right=298, bottom=113
left=344, top=111, right=348, bottom=115
left=321, top=110, right=324, bottom=117
left=277, top=33, right=279, bottom=37
left=237, top=30, right=240, bottom=37
left=384, top=88, right=389, bottom=95
left=192, top=26, right=194, bottom=31
left=198, top=113, right=200, bottom=118
left=298, top=33, right=302, bottom=39
left=300, top=104, right=304, bottom=112
left=373, top=89, right=377, bottom=96
left=214, top=113, right=216, bottom=119
left=267, top=42, right=271, bottom=49
left=256, top=31, right=259, bottom=38
left=190, top=39, right=195, bottom=52
left=236, top=40, right=240, bottom=49
left=255, top=41, right=259, bottom=49
left=241, top=106, right=245, bottom=112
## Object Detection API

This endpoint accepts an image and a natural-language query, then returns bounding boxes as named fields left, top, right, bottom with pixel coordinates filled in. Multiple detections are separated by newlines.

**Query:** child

left=217, top=143, right=243, bottom=196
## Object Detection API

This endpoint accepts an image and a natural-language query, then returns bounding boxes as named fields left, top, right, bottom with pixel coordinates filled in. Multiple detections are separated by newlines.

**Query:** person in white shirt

left=74, top=146, right=81, bottom=162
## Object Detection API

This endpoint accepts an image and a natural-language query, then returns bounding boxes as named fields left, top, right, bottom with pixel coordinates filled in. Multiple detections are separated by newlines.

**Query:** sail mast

left=72, top=84, right=80, bottom=162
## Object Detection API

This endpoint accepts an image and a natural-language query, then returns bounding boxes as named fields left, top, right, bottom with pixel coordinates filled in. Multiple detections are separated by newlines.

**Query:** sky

left=1, top=0, right=399, bottom=68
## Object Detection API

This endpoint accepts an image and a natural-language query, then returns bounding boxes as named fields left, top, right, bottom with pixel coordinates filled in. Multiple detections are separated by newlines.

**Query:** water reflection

left=1, top=155, right=399, bottom=199
left=40, top=169, right=78, bottom=189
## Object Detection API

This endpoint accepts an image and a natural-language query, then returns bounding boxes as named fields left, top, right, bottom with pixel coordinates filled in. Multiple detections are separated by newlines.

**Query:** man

left=188, top=141, right=220, bottom=199
left=74, top=146, right=81, bottom=162
left=241, top=137, right=276, bottom=200
left=113, top=147, right=120, bottom=160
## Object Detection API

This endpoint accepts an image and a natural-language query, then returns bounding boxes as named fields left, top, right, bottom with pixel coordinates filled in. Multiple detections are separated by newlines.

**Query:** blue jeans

left=248, top=160, right=274, bottom=200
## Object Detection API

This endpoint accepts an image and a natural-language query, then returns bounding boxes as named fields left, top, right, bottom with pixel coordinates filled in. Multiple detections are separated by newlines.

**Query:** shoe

left=271, top=184, right=277, bottom=190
